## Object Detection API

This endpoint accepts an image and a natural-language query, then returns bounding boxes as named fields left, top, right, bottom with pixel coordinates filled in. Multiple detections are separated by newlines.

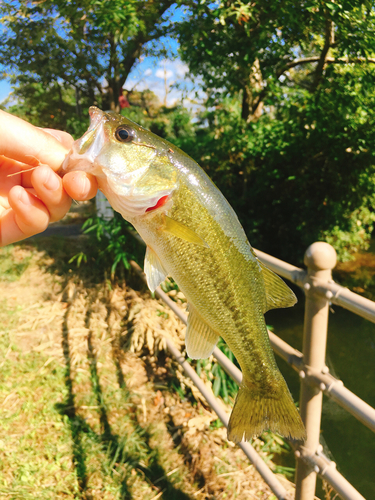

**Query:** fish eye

left=115, top=126, right=134, bottom=143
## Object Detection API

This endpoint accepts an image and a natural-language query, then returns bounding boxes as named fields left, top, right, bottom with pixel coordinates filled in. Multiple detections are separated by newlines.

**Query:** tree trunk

left=241, top=59, right=265, bottom=123
left=75, top=86, right=82, bottom=119
left=107, top=35, right=120, bottom=112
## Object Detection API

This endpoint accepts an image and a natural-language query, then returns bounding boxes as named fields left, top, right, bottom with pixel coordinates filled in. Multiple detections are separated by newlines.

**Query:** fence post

left=295, top=242, right=337, bottom=500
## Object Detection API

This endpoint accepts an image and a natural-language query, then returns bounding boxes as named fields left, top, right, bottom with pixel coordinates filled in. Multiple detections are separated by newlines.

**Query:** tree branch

left=312, top=17, right=333, bottom=90
left=277, top=56, right=375, bottom=78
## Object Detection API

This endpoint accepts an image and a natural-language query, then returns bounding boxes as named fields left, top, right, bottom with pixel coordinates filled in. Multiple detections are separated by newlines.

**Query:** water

left=265, top=286, right=375, bottom=499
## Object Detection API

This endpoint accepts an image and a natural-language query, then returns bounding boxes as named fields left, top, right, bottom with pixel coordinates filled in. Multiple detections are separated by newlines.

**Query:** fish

left=61, top=106, right=306, bottom=443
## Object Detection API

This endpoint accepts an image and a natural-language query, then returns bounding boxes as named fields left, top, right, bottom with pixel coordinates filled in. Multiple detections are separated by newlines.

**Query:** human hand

left=0, top=110, right=98, bottom=246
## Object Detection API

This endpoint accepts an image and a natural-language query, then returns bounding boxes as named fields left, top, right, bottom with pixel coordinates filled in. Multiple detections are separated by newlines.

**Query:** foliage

left=120, top=90, right=196, bottom=147
left=180, top=64, right=375, bottom=262
left=73, top=212, right=145, bottom=279
left=175, top=1, right=375, bottom=260
left=0, top=0, right=176, bottom=130
left=2, top=0, right=375, bottom=262
left=178, top=0, right=375, bottom=122
left=3, top=81, right=90, bottom=137
left=260, top=432, right=295, bottom=479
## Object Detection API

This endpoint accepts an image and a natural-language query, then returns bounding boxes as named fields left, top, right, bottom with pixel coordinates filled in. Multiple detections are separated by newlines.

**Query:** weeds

left=195, top=339, right=239, bottom=404
left=70, top=214, right=144, bottom=280
left=0, top=246, right=32, bottom=281
left=322, top=480, right=339, bottom=500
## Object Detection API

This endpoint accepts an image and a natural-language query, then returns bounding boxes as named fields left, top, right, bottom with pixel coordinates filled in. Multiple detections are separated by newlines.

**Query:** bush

left=179, top=67, right=375, bottom=263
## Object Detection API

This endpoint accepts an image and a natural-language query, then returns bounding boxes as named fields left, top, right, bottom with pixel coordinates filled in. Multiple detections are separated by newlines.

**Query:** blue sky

left=0, top=80, right=11, bottom=102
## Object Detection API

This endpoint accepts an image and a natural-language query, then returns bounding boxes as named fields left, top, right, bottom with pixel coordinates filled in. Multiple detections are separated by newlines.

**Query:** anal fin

left=185, top=305, right=219, bottom=359
left=144, top=246, right=168, bottom=293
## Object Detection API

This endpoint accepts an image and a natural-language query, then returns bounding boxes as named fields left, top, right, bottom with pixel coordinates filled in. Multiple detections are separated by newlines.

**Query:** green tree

left=0, top=0, right=176, bottom=130
left=1, top=81, right=89, bottom=137
left=178, top=1, right=375, bottom=122
left=117, top=89, right=195, bottom=146
left=174, top=1, right=375, bottom=261
left=180, top=65, right=375, bottom=262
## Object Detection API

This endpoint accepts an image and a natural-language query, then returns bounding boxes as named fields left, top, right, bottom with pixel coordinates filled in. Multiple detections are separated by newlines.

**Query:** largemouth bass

left=61, top=107, right=306, bottom=443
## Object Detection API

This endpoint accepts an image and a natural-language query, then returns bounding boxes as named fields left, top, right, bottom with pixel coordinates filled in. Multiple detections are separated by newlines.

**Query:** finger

left=31, top=165, right=72, bottom=223
left=0, top=159, right=21, bottom=199
left=21, top=169, right=34, bottom=188
left=63, top=171, right=98, bottom=201
left=1, top=186, right=50, bottom=246
left=43, top=129, right=74, bottom=150
left=0, top=155, right=40, bottom=185
left=0, top=110, right=70, bottom=171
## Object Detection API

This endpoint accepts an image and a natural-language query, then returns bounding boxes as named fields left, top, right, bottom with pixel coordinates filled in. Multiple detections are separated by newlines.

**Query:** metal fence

left=128, top=240, right=375, bottom=500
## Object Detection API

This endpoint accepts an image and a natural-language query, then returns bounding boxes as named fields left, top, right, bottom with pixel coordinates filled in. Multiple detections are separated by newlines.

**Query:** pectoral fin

left=259, top=262, right=297, bottom=312
left=185, top=305, right=219, bottom=359
left=162, top=215, right=209, bottom=248
left=144, top=246, right=168, bottom=293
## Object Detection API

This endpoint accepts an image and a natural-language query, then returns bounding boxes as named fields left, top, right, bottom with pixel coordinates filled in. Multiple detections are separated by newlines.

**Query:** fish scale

left=61, top=106, right=306, bottom=443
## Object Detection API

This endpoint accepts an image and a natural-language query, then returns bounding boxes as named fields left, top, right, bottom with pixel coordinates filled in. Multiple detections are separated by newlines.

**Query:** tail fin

left=227, top=382, right=306, bottom=443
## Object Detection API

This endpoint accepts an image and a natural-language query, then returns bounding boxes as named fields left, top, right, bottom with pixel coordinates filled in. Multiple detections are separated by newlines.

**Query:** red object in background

left=119, top=93, right=130, bottom=109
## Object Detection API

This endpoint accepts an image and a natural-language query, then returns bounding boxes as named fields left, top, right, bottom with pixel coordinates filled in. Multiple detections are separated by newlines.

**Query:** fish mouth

left=59, top=107, right=108, bottom=176
left=88, top=106, right=105, bottom=127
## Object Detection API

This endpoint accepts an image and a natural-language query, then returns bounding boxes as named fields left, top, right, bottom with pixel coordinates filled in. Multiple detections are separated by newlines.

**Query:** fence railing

left=127, top=236, right=375, bottom=500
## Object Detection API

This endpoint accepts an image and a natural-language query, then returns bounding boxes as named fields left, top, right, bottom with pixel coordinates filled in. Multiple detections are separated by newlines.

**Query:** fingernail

left=39, top=128, right=62, bottom=143
left=74, top=172, right=89, bottom=197
left=44, top=170, right=60, bottom=191
left=80, top=175, right=90, bottom=197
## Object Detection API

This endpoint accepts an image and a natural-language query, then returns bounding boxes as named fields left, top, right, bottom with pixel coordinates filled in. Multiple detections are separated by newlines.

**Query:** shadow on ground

left=55, top=286, right=193, bottom=500
left=21, top=226, right=146, bottom=293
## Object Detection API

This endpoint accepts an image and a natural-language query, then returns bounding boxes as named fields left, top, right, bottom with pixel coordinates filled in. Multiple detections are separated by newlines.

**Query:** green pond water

left=265, top=285, right=375, bottom=499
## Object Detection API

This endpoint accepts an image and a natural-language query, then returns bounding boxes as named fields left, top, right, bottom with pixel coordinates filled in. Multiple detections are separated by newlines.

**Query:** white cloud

left=155, top=68, right=173, bottom=80
left=174, top=61, right=189, bottom=78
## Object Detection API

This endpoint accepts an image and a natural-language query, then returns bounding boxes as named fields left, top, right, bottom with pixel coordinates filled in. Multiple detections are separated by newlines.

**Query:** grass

left=0, top=245, right=32, bottom=282
left=0, top=242, right=193, bottom=499
left=0, top=314, right=194, bottom=499
left=0, top=237, right=282, bottom=499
